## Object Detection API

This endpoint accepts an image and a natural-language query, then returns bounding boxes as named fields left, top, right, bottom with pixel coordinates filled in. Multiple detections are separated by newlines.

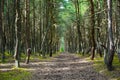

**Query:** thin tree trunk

left=116, top=0, right=120, bottom=57
left=25, top=0, right=31, bottom=64
left=0, top=0, right=4, bottom=62
left=32, top=0, right=36, bottom=53
left=96, top=0, right=102, bottom=57
left=74, top=0, right=82, bottom=53
left=103, top=0, right=108, bottom=65
left=0, top=0, right=6, bottom=62
left=14, top=0, right=21, bottom=68
left=89, top=0, right=96, bottom=60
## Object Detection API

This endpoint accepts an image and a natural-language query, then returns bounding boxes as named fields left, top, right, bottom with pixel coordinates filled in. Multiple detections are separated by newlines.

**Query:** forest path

left=29, top=52, right=108, bottom=80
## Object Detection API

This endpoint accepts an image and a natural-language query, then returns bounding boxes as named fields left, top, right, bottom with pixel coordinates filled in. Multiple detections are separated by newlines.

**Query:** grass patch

left=76, top=53, right=91, bottom=59
left=0, top=69, right=31, bottom=80
left=37, top=52, right=60, bottom=61
left=93, top=54, right=120, bottom=80
left=0, top=52, right=60, bottom=63
left=0, top=52, right=61, bottom=80
left=0, top=52, right=60, bottom=80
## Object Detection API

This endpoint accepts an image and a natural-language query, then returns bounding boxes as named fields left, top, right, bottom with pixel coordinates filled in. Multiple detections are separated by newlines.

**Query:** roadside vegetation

left=0, top=52, right=60, bottom=80
left=93, top=54, right=120, bottom=80
left=0, top=69, right=31, bottom=80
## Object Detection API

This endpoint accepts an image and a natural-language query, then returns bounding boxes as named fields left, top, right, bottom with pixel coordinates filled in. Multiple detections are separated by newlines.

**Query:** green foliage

left=80, top=1, right=89, bottom=16
left=0, top=69, right=31, bottom=80
left=0, top=51, right=13, bottom=63
left=60, top=47, right=64, bottom=52
left=60, top=37, right=65, bottom=52
left=57, top=0, right=75, bottom=37
left=93, top=54, right=120, bottom=80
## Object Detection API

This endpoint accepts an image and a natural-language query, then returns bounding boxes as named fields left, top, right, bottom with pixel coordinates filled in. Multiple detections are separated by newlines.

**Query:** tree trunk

left=102, top=0, right=108, bottom=65
left=0, top=0, right=3, bottom=61
left=25, top=0, right=31, bottom=64
left=25, top=0, right=30, bottom=49
left=106, top=0, right=115, bottom=71
left=14, top=0, right=21, bottom=68
left=89, top=0, right=96, bottom=60
left=0, top=0, right=6, bottom=62
left=32, top=0, right=36, bottom=53
left=74, top=0, right=82, bottom=53
left=25, top=48, right=31, bottom=64
left=96, top=0, right=102, bottom=57
left=116, top=0, right=120, bottom=57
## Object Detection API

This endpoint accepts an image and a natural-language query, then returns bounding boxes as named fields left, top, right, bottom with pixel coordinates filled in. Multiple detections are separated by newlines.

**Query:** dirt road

left=30, top=53, right=108, bottom=80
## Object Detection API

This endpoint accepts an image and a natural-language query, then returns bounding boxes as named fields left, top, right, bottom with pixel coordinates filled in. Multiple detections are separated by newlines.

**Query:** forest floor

left=0, top=52, right=109, bottom=80
left=29, top=52, right=108, bottom=80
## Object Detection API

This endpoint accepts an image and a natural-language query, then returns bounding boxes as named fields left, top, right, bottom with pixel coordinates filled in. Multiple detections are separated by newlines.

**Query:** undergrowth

left=0, top=69, right=31, bottom=80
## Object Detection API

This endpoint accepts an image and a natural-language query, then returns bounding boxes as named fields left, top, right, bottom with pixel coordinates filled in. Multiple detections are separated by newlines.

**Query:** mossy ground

left=0, top=52, right=60, bottom=63
left=0, top=69, right=31, bottom=80
left=93, top=54, right=120, bottom=80
left=0, top=52, right=60, bottom=80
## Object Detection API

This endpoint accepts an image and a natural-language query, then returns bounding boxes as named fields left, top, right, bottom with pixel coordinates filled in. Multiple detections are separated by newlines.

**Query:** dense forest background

left=0, top=0, right=120, bottom=71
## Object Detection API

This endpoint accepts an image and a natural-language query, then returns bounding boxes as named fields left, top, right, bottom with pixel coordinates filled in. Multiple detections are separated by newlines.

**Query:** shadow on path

left=0, top=52, right=108, bottom=80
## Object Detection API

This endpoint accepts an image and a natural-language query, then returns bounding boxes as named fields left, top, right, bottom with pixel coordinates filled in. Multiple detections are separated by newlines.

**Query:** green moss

left=0, top=51, right=60, bottom=64
left=93, top=54, right=120, bottom=80
left=0, top=69, right=31, bottom=80
left=118, top=78, right=120, bottom=80
left=29, top=52, right=60, bottom=61
left=76, top=53, right=90, bottom=57
left=0, top=52, right=61, bottom=80
left=38, top=52, right=60, bottom=61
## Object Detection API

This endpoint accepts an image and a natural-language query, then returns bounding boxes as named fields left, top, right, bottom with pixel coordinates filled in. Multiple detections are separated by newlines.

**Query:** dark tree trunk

left=0, top=0, right=6, bottom=62
left=89, top=0, right=96, bottom=60
left=25, top=0, right=30, bottom=49
left=32, top=0, right=36, bottom=53
left=25, top=48, right=31, bottom=64
left=96, top=1, right=102, bottom=57
left=0, top=0, right=4, bottom=61
left=25, top=0, right=31, bottom=64
left=74, top=0, right=82, bottom=53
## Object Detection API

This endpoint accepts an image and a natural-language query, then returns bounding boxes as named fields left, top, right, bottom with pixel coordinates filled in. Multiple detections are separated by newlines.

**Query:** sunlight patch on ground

left=110, top=79, right=117, bottom=80
left=0, top=68, right=35, bottom=71
left=56, top=67, right=70, bottom=71
left=0, top=68, right=12, bottom=71
left=78, top=60, right=89, bottom=63
left=0, top=63, right=14, bottom=66
left=38, top=64, right=93, bottom=73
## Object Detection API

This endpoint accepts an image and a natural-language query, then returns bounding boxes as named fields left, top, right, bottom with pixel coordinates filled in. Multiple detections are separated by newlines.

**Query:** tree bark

left=74, top=0, right=82, bottom=53
left=25, top=0, right=31, bottom=64
left=96, top=0, right=102, bottom=57
left=14, top=0, right=21, bottom=68
left=106, top=0, right=115, bottom=71
left=25, top=0, right=30, bottom=49
left=0, top=0, right=6, bottom=62
left=32, top=0, right=36, bottom=53
left=89, top=0, right=96, bottom=60
left=0, top=0, right=4, bottom=61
